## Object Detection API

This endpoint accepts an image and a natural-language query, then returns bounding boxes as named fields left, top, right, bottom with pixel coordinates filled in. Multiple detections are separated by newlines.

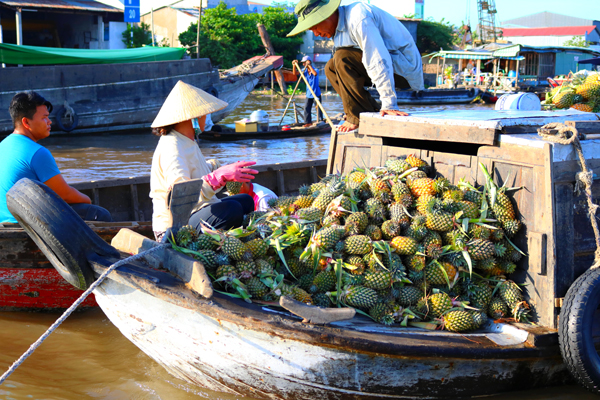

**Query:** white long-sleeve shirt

left=333, top=3, right=425, bottom=110
left=150, top=129, right=219, bottom=233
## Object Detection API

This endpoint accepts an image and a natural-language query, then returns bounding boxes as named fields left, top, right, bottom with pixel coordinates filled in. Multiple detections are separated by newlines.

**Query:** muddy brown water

left=0, top=93, right=590, bottom=399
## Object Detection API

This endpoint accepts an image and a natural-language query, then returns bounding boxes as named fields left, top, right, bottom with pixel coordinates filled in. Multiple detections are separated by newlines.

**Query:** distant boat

left=369, top=88, right=481, bottom=105
left=200, top=120, right=339, bottom=142
left=0, top=45, right=281, bottom=136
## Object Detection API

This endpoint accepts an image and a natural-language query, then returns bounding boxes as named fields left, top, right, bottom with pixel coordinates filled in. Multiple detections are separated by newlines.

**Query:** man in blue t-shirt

left=293, top=55, right=323, bottom=127
left=0, top=92, right=112, bottom=224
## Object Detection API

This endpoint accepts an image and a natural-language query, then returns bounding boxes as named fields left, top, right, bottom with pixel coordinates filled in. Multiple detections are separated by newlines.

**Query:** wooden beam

left=257, top=23, right=286, bottom=95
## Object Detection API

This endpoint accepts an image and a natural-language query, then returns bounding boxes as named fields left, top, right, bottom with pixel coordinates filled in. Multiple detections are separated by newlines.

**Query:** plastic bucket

left=495, top=93, right=541, bottom=111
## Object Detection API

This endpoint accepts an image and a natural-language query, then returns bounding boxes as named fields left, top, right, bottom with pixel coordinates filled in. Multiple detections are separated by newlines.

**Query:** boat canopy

left=428, top=49, right=524, bottom=62
left=0, top=43, right=186, bottom=65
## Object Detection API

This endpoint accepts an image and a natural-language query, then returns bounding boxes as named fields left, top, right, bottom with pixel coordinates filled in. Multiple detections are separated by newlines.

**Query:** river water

left=0, top=93, right=590, bottom=399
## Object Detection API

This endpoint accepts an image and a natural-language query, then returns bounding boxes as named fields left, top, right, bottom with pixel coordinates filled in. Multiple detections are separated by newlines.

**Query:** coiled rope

left=537, top=122, right=600, bottom=268
left=0, top=243, right=168, bottom=385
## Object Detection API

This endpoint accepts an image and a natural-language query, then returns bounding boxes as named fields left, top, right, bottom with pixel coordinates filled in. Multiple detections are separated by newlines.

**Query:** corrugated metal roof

left=502, top=26, right=599, bottom=37
left=0, top=0, right=122, bottom=13
left=501, top=11, right=594, bottom=29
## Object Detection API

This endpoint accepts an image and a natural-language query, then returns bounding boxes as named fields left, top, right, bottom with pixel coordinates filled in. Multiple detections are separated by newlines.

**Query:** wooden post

left=278, top=66, right=306, bottom=126
left=196, top=0, right=203, bottom=58
left=436, top=57, right=440, bottom=86
left=257, top=23, right=286, bottom=95
left=150, top=8, right=155, bottom=46
left=0, top=13, right=5, bottom=68
left=292, top=102, right=299, bottom=123
left=515, top=59, right=520, bottom=89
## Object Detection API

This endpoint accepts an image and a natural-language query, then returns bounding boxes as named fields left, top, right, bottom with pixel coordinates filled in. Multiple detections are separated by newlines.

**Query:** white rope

left=0, top=244, right=168, bottom=385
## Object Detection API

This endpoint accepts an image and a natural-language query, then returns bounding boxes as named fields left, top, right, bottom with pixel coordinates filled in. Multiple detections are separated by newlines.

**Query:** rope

left=537, top=122, right=600, bottom=267
left=0, top=244, right=168, bottom=385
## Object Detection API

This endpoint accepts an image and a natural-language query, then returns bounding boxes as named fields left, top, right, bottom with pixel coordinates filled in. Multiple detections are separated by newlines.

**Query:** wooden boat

left=10, top=110, right=600, bottom=397
left=0, top=159, right=326, bottom=311
left=200, top=121, right=336, bottom=142
left=368, top=88, right=480, bottom=105
left=0, top=55, right=281, bottom=136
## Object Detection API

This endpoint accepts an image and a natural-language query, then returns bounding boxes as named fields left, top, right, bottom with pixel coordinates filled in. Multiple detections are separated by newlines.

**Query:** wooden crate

left=332, top=114, right=600, bottom=329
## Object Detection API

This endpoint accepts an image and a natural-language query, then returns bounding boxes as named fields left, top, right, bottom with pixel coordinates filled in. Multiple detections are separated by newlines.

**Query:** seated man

left=0, top=92, right=112, bottom=224
left=287, top=0, right=425, bottom=132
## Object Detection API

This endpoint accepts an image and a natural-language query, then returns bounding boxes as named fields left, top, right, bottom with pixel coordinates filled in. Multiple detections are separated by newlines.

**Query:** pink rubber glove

left=204, top=161, right=258, bottom=190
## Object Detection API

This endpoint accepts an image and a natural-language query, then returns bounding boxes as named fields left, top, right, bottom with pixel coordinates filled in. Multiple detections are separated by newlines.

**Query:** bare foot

left=380, top=109, right=409, bottom=117
left=337, top=121, right=358, bottom=132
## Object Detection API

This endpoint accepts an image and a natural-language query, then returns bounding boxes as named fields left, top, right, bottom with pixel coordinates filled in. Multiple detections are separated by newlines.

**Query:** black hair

left=151, top=124, right=176, bottom=137
left=9, top=91, right=53, bottom=127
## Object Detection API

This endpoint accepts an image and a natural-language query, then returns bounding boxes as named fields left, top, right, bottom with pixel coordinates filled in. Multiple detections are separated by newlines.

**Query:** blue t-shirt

left=303, top=69, right=321, bottom=99
left=0, top=134, right=61, bottom=223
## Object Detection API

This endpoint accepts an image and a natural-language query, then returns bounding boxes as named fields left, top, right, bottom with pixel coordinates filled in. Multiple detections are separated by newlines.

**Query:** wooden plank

left=359, top=114, right=497, bottom=145
left=276, top=170, right=285, bottom=196
left=566, top=120, right=600, bottom=135
left=310, top=166, right=318, bottom=184
left=477, top=143, right=545, bottom=166
left=552, top=158, right=600, bottom=183
left=528, top=232, right=547, bottom=276
left=553, top=182, right=575, bottom=303
left=168, top=179, right=203, bottom=231
left=92, top=188, right=100, bottom=206
left=130, top=184, right=140, bottom=222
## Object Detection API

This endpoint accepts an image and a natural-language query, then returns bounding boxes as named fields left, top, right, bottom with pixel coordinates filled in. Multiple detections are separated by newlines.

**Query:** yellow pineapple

left=406, top=154, right=428, bottom=168
left=571, top=103, right=594, bottom=112
left=410, top=178, right=436, bottom=197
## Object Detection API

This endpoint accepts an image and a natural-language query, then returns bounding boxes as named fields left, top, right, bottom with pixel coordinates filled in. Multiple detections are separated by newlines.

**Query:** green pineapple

left=498, top=280, right=523, bottom=310
left=296, top=207, right=324, bottom=221
left=342, top=286, right=378, bottom=309
left=222, top=236, right=247, bottom=261
left=385, top=158, right=411, bottom=174
left=470, top=310, right=488, bottom=329
left=310, top=270, right=337, bottom=293
left=345, top=212, right=369, bottom=233
left=194, top=250, right=218, bottom=270
left=462, top=190, right=482, bottom=204
left=313, top=182, right=346, bottom=211
left=363, top=270, right=393, bottom=291
left=369, top=302, right=395, bottom=325
left=422, top=292, right=453, bottom=318
left=425, top=261, right=457, bottom=286
left=291, top=286, right=313, bottom=304
left=470, top=282, right=493, bottom=310
left=245, top=238, right=269, bottom=259
left=406, top=254, right=427, bottom=272
left=255, top=258, right=275, bottom=275
left=467, top=239, right=495, bottom=260
left=391, top=181, right=412, bottom=202
left=175, top=225, right=197, bottom=247
left=344, top=235, right=373, bottom=255
left=381, top=220, right=402, bottom=239
left=246, top=276, right=269, bottom=298
left=312, top=226, right=343, bottom=250
left=226, top=181, right=243, bottom=195
left=236, top=260, right=257, bottom=279
left=363, top=252, right=384, bottom=269
left=313, top=292, right=333, bottom=308
left=215, top=264, right=237, bottom=281
left=397, top=286, right=423, bottom=306
left=488, top=297, right=509, bottom=319
left=195, top=234, right=218, bottom=250
left=388, top=203, right=409, bottom=224
left=364, top=224, right=383, bottom=240
left=443, top=310, right=475, bottom=332
left=365, top=198, right=387, bottom=224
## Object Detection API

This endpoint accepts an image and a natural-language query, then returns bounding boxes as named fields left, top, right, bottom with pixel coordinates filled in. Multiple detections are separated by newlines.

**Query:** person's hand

left=380, top=109, right=409, bottom=117
left=204, top=161, right=258, bottom=190
left=292, top=60, right=300, bottom=67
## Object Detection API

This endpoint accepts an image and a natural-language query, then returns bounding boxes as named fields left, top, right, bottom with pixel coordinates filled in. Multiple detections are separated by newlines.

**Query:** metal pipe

left=15, top=8, right=22, bottom=45
left=295, top=65, right=335, bottom=131
left=196, top=0, right=202, bottom=58
left=0, top=13, right=5, bottom=68
left=151, top=7, right=155, bottom=46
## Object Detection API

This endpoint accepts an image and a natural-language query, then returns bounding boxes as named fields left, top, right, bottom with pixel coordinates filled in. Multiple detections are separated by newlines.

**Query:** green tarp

left=0, top=43, right=186, bottom=65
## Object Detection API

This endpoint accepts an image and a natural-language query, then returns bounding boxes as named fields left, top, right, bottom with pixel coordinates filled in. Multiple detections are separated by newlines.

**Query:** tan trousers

left=325, top=47, right=409, bottom=125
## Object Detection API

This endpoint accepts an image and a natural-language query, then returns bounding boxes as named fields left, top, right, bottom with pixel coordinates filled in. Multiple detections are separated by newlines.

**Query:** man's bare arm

left=44, top=174, right=91, bottom=204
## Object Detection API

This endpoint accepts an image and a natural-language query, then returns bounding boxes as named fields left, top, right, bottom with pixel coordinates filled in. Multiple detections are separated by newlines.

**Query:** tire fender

left=54, top=105, right=79, bottom=132
left=6, top=178, right=119, bottom=290
left=559, top=267, right=600, bottom=394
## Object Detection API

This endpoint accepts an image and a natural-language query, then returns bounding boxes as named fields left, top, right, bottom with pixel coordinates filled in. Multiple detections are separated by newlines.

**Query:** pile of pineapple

left=172, top=155, right=530, bottom=333
left=545, top=70, right=600, bottom=112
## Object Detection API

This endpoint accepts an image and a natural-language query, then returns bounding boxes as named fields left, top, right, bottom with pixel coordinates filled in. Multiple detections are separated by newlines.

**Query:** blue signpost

left=124, top=0, right=140, bottom=23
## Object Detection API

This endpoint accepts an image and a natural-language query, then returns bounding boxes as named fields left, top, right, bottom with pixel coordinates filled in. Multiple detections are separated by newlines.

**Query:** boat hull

left=369, top=88, right=480, bottom=105
left=94, top=277, right=569, bottom=399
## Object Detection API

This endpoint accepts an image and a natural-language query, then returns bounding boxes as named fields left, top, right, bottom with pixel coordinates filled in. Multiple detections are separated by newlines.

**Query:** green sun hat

left=287, top=0, right=341, bottom=37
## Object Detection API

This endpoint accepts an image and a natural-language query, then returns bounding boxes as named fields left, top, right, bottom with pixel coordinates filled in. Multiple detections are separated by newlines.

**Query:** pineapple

left=345, top=212, right=369, bottom=233
left=369, top=302, right=395, bottom=325
left=310, top=270, right=336, bottom=293
left=365, top=198, right=387, bottom=224
left=369, top=177, right=392, bottom=203
left=425, top=209, right=454, bottom=232
left=313, top=292, right=333, bottom=308
left=470, top=282, right=493, bottom=310
left=246, top=276, right=269, bottom=298
left=456, top=201, right=479, bottom=219
left=222, top=236, right=247, bottom=261
left=194, top=250, right=218, bottom=270
left=294, top=195, right=314, bottom=209
left=488, top=297, right=509, bottom=319
left=409, top=178, right=436, bottom=197
left=421, top=292, right=453, bottom=318
left=470, top=310, right=488, bottom=329
left=425, top=261, right=457, bottom=286
left=443, top=310, right=475, bottom=332
left=388, top=203, right=409, bottom=224
left=385, top=158, right=411, bottom=174
left=390, top=236, right=418, bottom=255
left=326, top=195, right=353, bottom=218
left=416, top=194, right=435, bottom=215
left=312, top=182, right=345, bottom=211
left=397, top=286, right=423, bottom=306
left=405, top=154, right=428, bottom=169
left=381, top=220, right=402, bottom=239
left=344, top=235, right=373, bottom=255
left=391, top=181, right=412, bottom=201
left=215, top=264, right=237, bottom=281
left=363, top=270, right=393, bottom=291
left=406, top=254, right=427, bottom=272
left=463, top=190, right=482, bottom=204
left=255, top=258, right=275, bottom=275
left=467, top=239, right=495, bottom=260
left=296, top=207, right=324, bottom=221
left=571, top=103, right=594, bottom=112
left=553, top=91, right=575, bottom=109
left=236, top=260, right=257, bottom=279
left=576, top=82, right=600, bottom=100
left=312, top=226, right=343, bottom=250
left=364, top=224, right=383, bottom=241
left=175, top=225, right=197, bottom=247
left=291, top=286, right=313, bottom=304
left=226, top=181, right=243, bottom=195
left=498, top=280, right=523, bottom=310
left=342, top=286, right=378, bottom=309
left=245, top=238, right=269, bottom=259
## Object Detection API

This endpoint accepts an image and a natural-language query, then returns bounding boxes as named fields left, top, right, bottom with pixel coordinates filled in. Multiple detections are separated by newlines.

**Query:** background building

left=0, top=0, right=124, bottom=49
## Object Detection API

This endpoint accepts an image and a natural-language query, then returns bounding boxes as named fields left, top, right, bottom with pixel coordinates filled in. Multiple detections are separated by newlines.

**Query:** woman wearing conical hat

left=150, top=81, right=258, bottom=241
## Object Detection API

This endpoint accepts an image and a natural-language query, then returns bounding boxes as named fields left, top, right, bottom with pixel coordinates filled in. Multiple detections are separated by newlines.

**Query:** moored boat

left=368, top=88, right=481, bottom=105
left=0, top=159, right=326, bottom=311
left=0, top=52, right=281, bottom=136
left=200, top=120, right=337, bottom=141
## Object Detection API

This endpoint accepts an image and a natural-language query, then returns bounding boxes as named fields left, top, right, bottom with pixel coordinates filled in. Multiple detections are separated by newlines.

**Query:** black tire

left=559, top=267, right=600, bottom=394
left=6, top=178, right=119, bottom=290
left=206, top=87, right=219, bottom=98
left=54, top=105, right=79, bottom=132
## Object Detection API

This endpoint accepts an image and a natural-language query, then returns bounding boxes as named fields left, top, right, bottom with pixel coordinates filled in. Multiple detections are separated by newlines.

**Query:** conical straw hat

left=151, top=80, right=229, bottom=128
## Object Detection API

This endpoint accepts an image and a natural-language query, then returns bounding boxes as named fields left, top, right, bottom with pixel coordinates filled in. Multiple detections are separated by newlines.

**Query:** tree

left=179, top=2, right=302, bottom=68
left=416, top=18, right=458, bottom=55
left=122, top=22, right=153, bottom=48
left=563, top=36, right=591, bottom=48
